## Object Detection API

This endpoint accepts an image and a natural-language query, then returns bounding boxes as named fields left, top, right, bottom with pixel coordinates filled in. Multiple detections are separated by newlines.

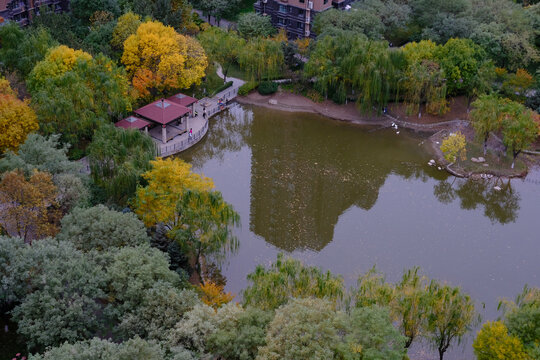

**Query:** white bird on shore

left=396, top=131, right=400, bottom=134
left=391, top=122, right=395, bottom=127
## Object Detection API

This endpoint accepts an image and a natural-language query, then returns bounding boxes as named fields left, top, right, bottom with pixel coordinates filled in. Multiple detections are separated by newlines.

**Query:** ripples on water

left=181, top=104, right=540, bottom=360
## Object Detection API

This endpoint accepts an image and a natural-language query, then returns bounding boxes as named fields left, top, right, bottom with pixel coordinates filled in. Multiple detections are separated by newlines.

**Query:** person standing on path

left=189, top=128, right=193, bottom=140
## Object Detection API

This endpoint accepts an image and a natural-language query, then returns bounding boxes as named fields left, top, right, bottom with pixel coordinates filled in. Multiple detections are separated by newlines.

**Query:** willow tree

left=305, top=32, right=361, bottom=103
left=238, top=37, right=284, bottom=81
left=242, top=254, right=344, bottom=310
left=88, top=125, right=156, bottom=205
left=403, top=60, right=448, bottom=116
left=169, top=190, right=239, bottom=283
left=198, top=27, right=245, bottom=83
left=353, top=43, right=405, bottom=114
left=426, top=281, right=478, bottom=360
left=306, top=31, right=403, bottom=111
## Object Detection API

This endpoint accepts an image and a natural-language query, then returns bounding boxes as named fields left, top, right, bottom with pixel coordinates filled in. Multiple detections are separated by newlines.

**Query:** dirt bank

left=236, top=90, right=539, bottom=178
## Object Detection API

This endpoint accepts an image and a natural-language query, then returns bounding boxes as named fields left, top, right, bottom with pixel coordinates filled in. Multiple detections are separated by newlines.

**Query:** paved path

left=193, top=9, right=237, bottom=31
left=156, top=64, right=245, bottom=157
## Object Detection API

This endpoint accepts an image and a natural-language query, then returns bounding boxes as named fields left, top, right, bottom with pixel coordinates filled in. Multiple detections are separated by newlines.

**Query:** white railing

left=156, top=86, right=240, bottom=157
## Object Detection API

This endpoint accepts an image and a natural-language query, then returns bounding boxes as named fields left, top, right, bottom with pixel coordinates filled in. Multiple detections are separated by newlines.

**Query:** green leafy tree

left=0, top=134, right=81, bottom=176
left=168, top=303, right=221, bottom=352
left=111, top=12, right=142, bottom=50
left=29, top=47, right=132, bottom=148
left=10, top=239, right=106, bottom=350
left=426, top=281, right=478, bottom=360
left=313, top=6, right=385, bottom=40
left=207, top=307, right=273, bottom=360
left=106, top=244, right=182, bottom=317
left=0, top=236, right=27, bottom=305
left=435, top=38, right=488, bottom=96
left=339, top=306, right=407, bottom=360
left=470, top=94, right=503, bottom=155
left=473, top=321, right=529, bottom=360
left=83, top=21, right=117, bottom=58
left=256, top=298, right=341, bottom=360
left=237, top=13, right=276, bottom=39
left=242, top=253, right=344, bottom=311
left=501, top=101, right=538, bottom=168
left=118, top=282, right=200, bottom=341
left=28, top=337, right=169, bottom=360
left=70, top=0, right=120, bottom=25
left=499, top=285, right=540, bottom=358
left=0, top=25, right=58, bottom=77
left=198, top=27, right=245, bottom=83
left=0, top=22, right=25, bottom=72
left=88, top=125, right=156, bottom=205
left=57, top=205, right=150, bottom=251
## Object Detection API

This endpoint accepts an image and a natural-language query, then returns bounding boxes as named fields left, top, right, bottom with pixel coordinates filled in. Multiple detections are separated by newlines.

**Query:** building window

left=278, top=17, right=286, bottom=25
left=279, top=4, right=287, bottom=13
left=324, top=0, right=329, bottom=3
left=297, top=21, right=303, bottom=29
left=299, top=0, right=305, bottom=3
left=299, top=9, right=304, bottom=15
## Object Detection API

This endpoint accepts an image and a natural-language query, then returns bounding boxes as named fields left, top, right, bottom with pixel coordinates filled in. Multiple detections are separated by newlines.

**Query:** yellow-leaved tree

left=0, top=78, right=38, bottom=153
left=473, top=321, right=529, bottom=360
left=121, top=21, right=207, bottom=99
left=134, top=157, right=214, bottom=228
left=28, top=45, right=92, bottom=91
left=440, top=132, right=467, bottom=163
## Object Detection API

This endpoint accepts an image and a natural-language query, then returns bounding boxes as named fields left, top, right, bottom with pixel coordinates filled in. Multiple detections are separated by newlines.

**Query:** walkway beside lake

left=156, top=65, right=245, bottom=157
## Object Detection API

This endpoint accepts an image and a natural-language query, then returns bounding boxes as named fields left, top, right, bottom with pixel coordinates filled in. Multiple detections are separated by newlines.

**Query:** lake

left=181, top=103, right=540, bottom=359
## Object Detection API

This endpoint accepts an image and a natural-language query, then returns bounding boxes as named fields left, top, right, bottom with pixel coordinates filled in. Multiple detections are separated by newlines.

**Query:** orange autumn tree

left=0, top=77, right=38, bottom=153
left=199, top=281, right=234, bottom=310
left=121, top=21, right=207, bottom=99
left=0, top=170, right=60, bottom=243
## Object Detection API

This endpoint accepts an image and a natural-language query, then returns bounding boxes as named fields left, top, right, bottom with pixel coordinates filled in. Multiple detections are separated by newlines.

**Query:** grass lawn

left=225, top=63, right=250, bottom=81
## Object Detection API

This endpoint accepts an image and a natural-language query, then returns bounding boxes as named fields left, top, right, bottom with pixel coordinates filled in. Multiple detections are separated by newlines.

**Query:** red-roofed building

left=167, top=93, right=198, bottom=116
left=115, top=116, right=150, bottom=132
left=134, top=99, right=191, bottom=144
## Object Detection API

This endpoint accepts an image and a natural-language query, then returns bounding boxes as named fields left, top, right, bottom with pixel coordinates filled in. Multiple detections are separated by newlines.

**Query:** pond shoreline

left=236, top=91, right=538, bottom=179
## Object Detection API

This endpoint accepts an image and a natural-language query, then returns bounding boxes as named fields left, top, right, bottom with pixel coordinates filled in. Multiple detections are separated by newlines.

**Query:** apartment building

left=0, top=0, right=69, bottom=26
left=254, top=0, right=355, bottom=39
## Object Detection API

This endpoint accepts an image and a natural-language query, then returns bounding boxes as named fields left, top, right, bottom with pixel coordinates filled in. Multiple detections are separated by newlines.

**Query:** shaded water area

left=180, top=104, right=539, bottom=359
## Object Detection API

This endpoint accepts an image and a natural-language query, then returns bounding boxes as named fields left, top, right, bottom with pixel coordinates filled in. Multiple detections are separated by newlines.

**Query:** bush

left=238, top=81, right=259, bottom=96
left=211, top=81, right=233, bottom=96
left=258, top=81, right=278, bottom=95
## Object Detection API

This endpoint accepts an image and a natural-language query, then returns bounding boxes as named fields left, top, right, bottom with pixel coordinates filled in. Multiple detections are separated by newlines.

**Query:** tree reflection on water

left=434, top=178, right=520, bottom=224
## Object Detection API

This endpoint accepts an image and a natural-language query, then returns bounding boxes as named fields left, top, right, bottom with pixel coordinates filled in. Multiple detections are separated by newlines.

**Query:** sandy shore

left=235, top=90, right=539, bottom=177
left=236, top=91, right=389, bottom=126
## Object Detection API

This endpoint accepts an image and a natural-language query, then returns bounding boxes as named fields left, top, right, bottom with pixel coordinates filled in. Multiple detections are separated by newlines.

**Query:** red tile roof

left=115, top=116, right=150, bottom=130
left=134, top=99, right=190, bottom=125
left=167, top=93, right=198, bottom=107
left=0, top=0, right=8, bottom=12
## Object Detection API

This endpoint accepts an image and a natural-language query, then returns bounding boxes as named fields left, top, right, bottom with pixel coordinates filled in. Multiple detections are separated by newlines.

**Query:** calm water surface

left=181, top=104, right=539, bottom=359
